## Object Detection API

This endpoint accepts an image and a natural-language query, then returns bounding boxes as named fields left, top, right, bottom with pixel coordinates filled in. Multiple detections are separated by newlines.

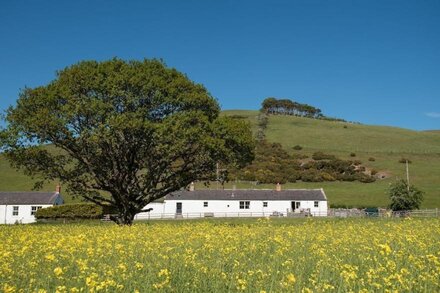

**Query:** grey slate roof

left=0, top=192, right=61, bottom=205
left=166, top=189, right=327, bottom=201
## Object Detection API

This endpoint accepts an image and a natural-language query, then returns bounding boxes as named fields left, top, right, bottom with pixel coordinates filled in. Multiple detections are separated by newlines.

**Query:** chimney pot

left=189, top=182, right=195, bottom=191
left=56, top=184, right=61, bottom=194
left=276, top=183, right=281, bottom=192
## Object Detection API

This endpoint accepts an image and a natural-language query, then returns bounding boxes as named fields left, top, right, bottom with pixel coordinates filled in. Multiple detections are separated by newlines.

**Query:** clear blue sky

left=1, top=0, right=439, bottom=130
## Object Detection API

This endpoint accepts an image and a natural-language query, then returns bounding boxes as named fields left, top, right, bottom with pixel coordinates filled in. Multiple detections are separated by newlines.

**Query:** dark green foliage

left=1, top=59, right=255, bottom=225
left=368, top=157, right=376, bottom=161
left=389, top=179, right=424, bottom=211
left=35, top=203, right=103, bottom=219
left=291, top=153, right=309, bottom=160
left=261, top=97, right=323, bottom=118
left=350, top=153, right=356, bottom=157
left=399, top=158, right=412, bottom=164
left=312, top=152, right=336, bottom=160
left=292, top=145, right=303, bottom=150
left=231, top=141, right=375, bottom=184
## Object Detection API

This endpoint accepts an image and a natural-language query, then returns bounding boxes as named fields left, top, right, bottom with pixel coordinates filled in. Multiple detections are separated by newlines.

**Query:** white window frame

left=239, top=201, right=250, bottom=209
left=314, top=201, right=319, bottom=208
left=263, top=202, right=268, bottom=207
left=203, top=202, right=208, bottom=207
left=12, top=206, right=19, bottom=216
left=31, top=206, right=43, bottom=216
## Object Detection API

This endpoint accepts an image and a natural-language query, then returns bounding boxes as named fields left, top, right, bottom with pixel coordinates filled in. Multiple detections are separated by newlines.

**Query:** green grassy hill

left=222, top=110, right=440, bottom=208
left=1, top=110, right=439, bottom=208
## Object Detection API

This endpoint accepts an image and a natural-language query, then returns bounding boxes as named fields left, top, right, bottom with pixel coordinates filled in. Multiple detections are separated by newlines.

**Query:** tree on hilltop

left=0, top=58, right=255, bottom=225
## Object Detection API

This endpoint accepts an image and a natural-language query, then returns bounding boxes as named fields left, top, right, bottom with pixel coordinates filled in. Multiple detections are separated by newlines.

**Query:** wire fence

left=131, top=208, right=440, bottom=221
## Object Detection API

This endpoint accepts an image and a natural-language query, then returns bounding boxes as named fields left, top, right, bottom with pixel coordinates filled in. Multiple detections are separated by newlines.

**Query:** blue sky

left=1, top=0, right=439, bottom=130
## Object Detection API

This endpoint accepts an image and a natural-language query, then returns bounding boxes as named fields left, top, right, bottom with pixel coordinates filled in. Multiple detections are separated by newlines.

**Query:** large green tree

left=388, top=179, right=424, bottom=211
left=0, top=58, right=254, bottom=224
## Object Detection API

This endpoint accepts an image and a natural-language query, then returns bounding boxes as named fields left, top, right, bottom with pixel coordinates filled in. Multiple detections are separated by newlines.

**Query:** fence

left=132, top=209, right=440, bottom=221
left=328, top=208, right=440, bottom=218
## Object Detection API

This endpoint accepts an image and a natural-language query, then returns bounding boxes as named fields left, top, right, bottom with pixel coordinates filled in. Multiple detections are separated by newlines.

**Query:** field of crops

left=1, top=218, right=440, bottom=292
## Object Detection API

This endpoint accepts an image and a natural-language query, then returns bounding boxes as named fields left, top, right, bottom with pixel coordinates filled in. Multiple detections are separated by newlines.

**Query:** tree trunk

left=109, top=205, right=138, bottom=225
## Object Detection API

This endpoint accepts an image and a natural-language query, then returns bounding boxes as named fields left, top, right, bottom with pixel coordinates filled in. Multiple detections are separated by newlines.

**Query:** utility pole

left=406, top=160, right=410, bottom=192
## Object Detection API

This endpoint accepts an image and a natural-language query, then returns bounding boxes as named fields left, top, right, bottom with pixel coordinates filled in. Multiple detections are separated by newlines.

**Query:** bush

left=389, top=179, right=424, bottom=211
left=368, top=157, right=375, bottom=161
left=35, top=203, right=104, bottom=220
left=312, top=152, right=336, bottom=161
left=356, top=173, right=376, bottom=183
left=292, top=145, right=303, bottom=150
left=350, top=153, right=356, bottom=157
left=300, top=170, right=323, bottom=182
left=399, top=158, right=412, bottom=164
left=353, top=160, right=362, bottom=166
left=343, top=125, right=348, bottom=129
left=370, top=169, right=378, bottom=176
left=291, top=153, right=309, bottom=160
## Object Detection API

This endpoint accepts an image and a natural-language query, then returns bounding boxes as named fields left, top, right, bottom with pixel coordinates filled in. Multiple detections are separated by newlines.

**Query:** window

left=295, top=202, right=301, bottom=209
left=314, top=201, right=319, bottom=208
left=239, top=201, right=250, bottom=209
left=12, top=206, right=19, bottom=216
left=263, top=202, right=268, bottom=207
left=31, top=206, right=42, bottom=216
left=203, top=202, right=208, bottom=207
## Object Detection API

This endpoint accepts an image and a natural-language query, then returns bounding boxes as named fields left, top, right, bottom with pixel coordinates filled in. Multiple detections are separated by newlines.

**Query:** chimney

left=55, top=184, right=61, bottom=194
left=276, top=183, right=281, bottom=192
left=189, top=182, right=195, bottom=191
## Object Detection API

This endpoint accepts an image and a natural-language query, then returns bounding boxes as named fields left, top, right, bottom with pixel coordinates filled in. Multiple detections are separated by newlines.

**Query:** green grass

left=1, top=110, right=440, bottom=207
left=223, top=110, right=440, bottom=208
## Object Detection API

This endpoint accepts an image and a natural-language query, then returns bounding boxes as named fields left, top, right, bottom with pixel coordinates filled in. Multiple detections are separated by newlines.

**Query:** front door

left=176, top=202, right=182, bottom=215
left=291, top=201, right=296, bottom=212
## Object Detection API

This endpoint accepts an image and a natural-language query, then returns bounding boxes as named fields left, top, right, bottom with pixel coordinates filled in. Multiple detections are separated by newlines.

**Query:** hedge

left=35, top=203, right=104, bottom=220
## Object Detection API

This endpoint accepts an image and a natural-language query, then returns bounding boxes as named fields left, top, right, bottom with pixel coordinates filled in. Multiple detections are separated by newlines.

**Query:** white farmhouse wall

left=137, top=199, right=327, bottom=219
left=0, top=204, right=52, bottom=224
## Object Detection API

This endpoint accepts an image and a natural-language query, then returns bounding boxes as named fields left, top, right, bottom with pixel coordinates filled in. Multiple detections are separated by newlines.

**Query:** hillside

left=222, top=110, right=440, bottom=208
left=1, top=110, right=439, bottom=207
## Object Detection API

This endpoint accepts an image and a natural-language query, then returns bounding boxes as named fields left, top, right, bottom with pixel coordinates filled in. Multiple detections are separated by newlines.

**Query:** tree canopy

left=261, top=97, right=323, bottom=118
left=388, top=179, right=424, bottom=211
left=0, top=58, right=255, bottom=224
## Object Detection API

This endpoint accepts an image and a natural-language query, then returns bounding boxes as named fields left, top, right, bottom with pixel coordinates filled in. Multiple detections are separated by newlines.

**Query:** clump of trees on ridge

left=261, top=97, right=351, bottom=123
left=261, top=97, right=323, bottom=118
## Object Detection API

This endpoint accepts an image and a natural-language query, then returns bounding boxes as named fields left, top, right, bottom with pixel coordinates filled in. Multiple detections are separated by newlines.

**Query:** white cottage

left=136, top=186, right=328, bottom=220
left=0, top=190, right=64, bottom=224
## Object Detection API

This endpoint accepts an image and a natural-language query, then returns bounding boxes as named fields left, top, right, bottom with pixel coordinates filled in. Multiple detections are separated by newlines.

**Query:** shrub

left=343, top=125, right=348, bottom=129
left=292, top=145, right=303, bottom=150
left=321, top=172, right=336, bottom=181
left=370, top=169, right=378, bottom=176
left=350, top=153, right=356, bottom=157
left=300, top=170, right=323, bottom=182
left=312, top=152, right=336, bottom=161
left=356, top=173, right=376, bottom=183
left=353, top=160, right=362, bottom=166
left=399, top=158, right=412, bottom=164
left=291, top=153, right=309, bottom=160
left=368, top=157, right=375, bottom=161
left=35, top=203, right=104, bottom=220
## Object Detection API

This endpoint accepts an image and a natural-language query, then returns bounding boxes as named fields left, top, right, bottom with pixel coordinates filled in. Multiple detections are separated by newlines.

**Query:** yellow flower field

left=1, top=218, right=439, bottom=292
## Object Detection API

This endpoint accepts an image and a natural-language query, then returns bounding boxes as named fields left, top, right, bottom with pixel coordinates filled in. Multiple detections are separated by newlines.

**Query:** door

left=176, top=202, right=182, bottom=215
left=291, top=201, right=296, bottom=212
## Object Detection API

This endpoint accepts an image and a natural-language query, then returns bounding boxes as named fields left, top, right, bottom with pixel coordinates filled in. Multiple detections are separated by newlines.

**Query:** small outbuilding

left=137, top=185, right=328, bottom=219
left=0, top=188, right=64, bottom=224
